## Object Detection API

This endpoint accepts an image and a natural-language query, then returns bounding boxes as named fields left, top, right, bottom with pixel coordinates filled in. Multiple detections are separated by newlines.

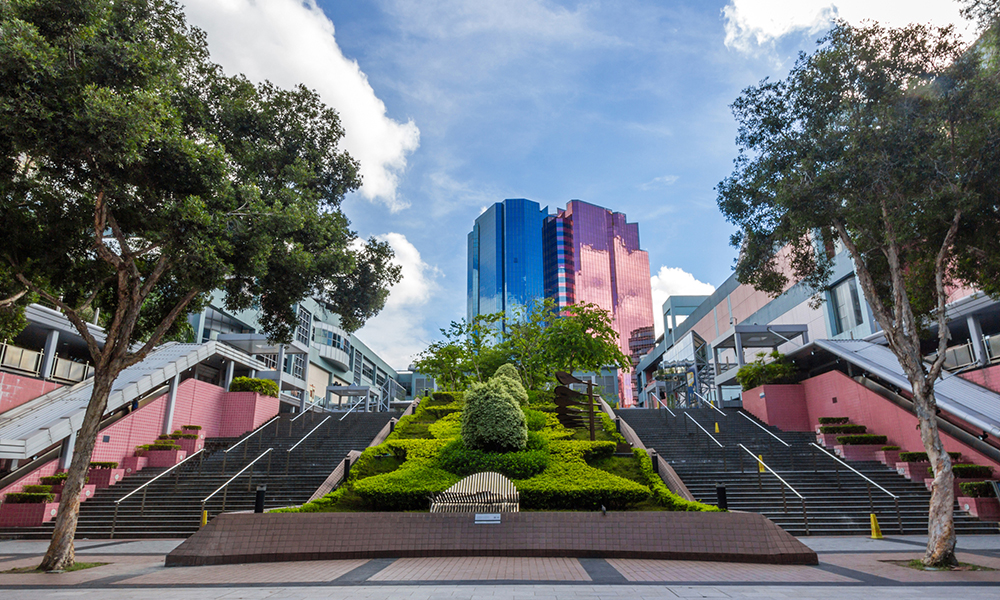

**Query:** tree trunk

left=38, top=370, right=117, bottom=571
left=911, top=381, right=957, bottom=567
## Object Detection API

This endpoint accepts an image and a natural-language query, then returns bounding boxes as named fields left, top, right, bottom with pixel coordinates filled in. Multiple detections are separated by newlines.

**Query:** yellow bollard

left=201, top=510, right=208, bottom=527
left=757, top=454, right=765, bottom=473
left=870, top=513, right=883, bottom=539
left=715, top=422, right=720, bottom=434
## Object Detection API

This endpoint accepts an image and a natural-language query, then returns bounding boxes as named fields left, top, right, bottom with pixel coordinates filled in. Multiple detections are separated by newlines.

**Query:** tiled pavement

left=0, top=536, right=997, bottom=599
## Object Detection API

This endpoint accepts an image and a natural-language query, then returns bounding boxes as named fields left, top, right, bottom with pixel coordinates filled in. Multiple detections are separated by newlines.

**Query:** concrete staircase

left=618, top=407, right=999, bottom=536
left=0, top=411, right=393, bottom=539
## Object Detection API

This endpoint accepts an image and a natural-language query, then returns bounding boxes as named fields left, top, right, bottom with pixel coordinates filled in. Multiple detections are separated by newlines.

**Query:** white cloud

left=183, top=0, right=420, bottom=211
left=649, top=267, right=716, bottom=337
left=722, top=0, right=975, bottom=53
left=355, top=233, right=441, bottom=369
left=639, top=175, right=680, bottom=191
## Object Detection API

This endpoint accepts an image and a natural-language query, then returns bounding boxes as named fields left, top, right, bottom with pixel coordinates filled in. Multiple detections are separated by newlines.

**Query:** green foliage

left=428, top=392, right=464, bottom=405
left=39, top=473, right=68, bottom=485
left=818, top=417, right=850, bottom=425
left=526, top=389, right=554, bottom=406
left=136, top=442, right=181, bottom=454
left=949, top=464, right=994, bottom=479
left=427, top=412, right=463, bottom=439
left=491, top=364, right=528, bottom=406
left=348, top=447, right=405, bottom=482
left=819, top=424, right=867, bottom=434
left=353, top=461, right=461, bottom=511
left=523, top=408, right=547, bottom=432
left=959, top=481, right=997, bottom=498
left=548, top=440, right=616, bottom=463
left=181, top=425, right=202, bottom=430
left=735, top=351, right=796, bottom=391
left=88, top=462, right=119, bottom=469
left=22, top=485, right=53, bottom=494
left=514, top=462, right=650, bottom=510
left=881, top=446, right=900, bottom=451
left=229, top=377, right=280, bottom=397
left=899, top=451, right=962, bottom=462
left=588, top=455, right=647, bottom=485
left=437, top=439, right=549, bottom=479
left=461, top=379, right=528, bottom=452
left=835, top=434, right=888, bottom=445
left=380, top=439, right=450, bottom=462
left=543, top=301, right=632, bottom=376
left=169, top=433, right=198, bottom=439
left=634, top=449, right=722, bottom=512
left=4, top=492, right=54, bottom=504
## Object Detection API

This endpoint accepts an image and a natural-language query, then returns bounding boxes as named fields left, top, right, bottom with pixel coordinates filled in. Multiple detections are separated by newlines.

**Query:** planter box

left=177, top=437, right=203, bottom=455
left=0, top=502, right=60, bottom=527
left=50, top=483, right=96, bottom=503
left=122, top=456, right=148, bottom=476
left=875, top=450, right=901, bottom=467
left=924, top=477, right=983, bottom=496
left=816, top=433, right=841, bottom=447
left=88, top=467, right=126, bottom=489
left=834, top=444, right=883, bottom=462
left=143, top=449, right=186, bottom=468
left=896, top=461, right=931, bottom=480
left=958, top=496, right=1000, bottom=521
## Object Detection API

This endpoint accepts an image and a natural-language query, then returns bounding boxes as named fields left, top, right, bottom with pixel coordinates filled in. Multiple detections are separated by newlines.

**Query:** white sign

left=474, top=513, right=501, bottom=524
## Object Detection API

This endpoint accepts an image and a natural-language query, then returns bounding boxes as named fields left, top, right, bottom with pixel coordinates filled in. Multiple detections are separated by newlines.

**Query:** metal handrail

left=693, top=390, right=726, bottom=416
left=201, top=447, right=274, bottom=519
left=223, top=414, right=280, bottom=472
left=738, top=412, right=790, bottom=447
left=339, top=394, right=370, bottom=421
left=810, top=442, right=903, bottom=534
left=110, top=448, right=205, bottom=539
left=225, top=415, right=280, bottom=454
left=737, top=444, right=809, bottom=535
left=684, top=413, right=724, bottom=448
left=285, top=415, right=331, bottom=473
left=654, top=397, right=676, bottom=417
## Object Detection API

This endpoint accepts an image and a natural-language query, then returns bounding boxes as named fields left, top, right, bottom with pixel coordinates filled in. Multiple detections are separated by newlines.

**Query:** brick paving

left=369, top=557, right=591, bottom=581
left=606, top=558, right=854, bottom=582
left=116, top=558, right=368, bottom=584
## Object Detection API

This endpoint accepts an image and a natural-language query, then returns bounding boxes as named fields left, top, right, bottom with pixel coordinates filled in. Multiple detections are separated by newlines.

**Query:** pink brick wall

left=959, top=363, right=1000, bottom=395
left=741, top=384, right=811, bottom=431
left=1, top=378, right=279, bottom=498
left=0, top=372, right=61, bottom=415
left=797, top=370, right=999, bottom=470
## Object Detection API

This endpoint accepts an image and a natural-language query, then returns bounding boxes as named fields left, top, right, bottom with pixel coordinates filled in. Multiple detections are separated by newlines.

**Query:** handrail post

left=802, top=498, right=809, bottom=536
left=141, top=486, right=147, bottom=517
left=867, top=482, right=873, bottom=513
left=247, top=460, right=254, bottom=491
left=111, top=504, right=119, bottom=540
left=285, top=448, right=291, bottom=475
left=895, top=497, right=903, bottom=534
left=222, top=452, right=228, bottom=475
left=222, top=486, right=228, bottom=513
left=267, top=450, right=273, bottom=475
left=781, top=484, right=787, bottom=512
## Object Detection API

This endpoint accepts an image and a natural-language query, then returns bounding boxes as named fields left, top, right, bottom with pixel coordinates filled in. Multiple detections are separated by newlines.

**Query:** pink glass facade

left=545, top=200, right=654, bottom=405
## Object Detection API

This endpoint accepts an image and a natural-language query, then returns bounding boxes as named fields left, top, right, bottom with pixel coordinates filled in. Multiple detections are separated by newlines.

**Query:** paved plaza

left=0, top=534, right=998, bottom=599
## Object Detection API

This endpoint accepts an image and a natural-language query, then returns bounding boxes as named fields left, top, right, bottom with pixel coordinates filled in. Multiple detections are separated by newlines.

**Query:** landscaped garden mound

left=279, top=366, right=719, bottom=514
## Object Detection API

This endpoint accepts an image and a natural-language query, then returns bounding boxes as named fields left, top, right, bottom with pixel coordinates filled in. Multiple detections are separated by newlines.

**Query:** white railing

left=0, top=342, right=42, bottom=376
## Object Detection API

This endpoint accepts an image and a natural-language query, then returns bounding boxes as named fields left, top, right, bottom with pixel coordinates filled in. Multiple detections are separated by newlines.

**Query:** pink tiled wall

left=1, top=378, right=279, bottom=497
left=741, top=384, right=811, bottom=432
left=959, top=363, right=1000, bottom=395
left=0, top=372, right=61, bottom=415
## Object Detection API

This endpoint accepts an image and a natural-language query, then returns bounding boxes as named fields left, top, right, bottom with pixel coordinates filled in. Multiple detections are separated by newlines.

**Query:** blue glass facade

left=467, top=199, right=546, bottom=323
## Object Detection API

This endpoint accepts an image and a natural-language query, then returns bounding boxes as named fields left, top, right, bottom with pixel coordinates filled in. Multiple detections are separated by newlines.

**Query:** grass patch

left=3, top=562, right=108, bottom=574
left=588, top=455, right=647, bottom=485
left=886, top=559, right=996, bottom=572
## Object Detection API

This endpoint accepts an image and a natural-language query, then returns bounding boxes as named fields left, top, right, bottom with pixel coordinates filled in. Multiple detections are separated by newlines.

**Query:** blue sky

left=182, top=1, right=975, bottom=369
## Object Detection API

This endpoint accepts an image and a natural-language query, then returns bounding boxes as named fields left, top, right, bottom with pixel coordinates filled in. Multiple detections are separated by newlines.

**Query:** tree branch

left=13, top=272, right=103, bottom=362
left=0, top=288, right=28, bottom=308
left=92, top=191, right=123, bottom=269
left=125, top=288, right=201, bottom=367
left=105, top=211, right=140, bottom=280
left=927, top=209, right=964, bottom=382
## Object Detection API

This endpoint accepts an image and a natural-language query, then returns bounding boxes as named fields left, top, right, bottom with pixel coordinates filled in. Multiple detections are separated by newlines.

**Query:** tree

left=0, top=0, right=400, bottom=570
left=544, top=302, right=631, bottom=377
left=504, top=298, right=559, bottom=390
left=717, top=21, right=1000, bottom=566
left=960, top=0, right=1000, bottom=29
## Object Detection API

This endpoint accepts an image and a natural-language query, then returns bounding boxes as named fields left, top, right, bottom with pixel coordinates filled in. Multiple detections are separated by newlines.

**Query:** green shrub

left=272, top=487, right=351, bottom=513
left=526, top=389, right=554, bottom=406
left=818, top=417, right=850, bottom=425
left=388, top=413, right=439, bottom=439
left=348, top=447, right=405, bottom=482
left=380, top=439, right=450, bottom=462
left=39, top=473, right=68, bottom=485
left=22, top=485, right=52, bottom=494
left=428, top=391, right=464, bottom=406
left=136, top=441, right=181, bottom=453
left=89, top=462, right=119, bottom=469
left=4, top=492, right=55, bottom=504
left=228, top=377, right=279, bottom=397
left=819, top=424, right=867, bottom=434
left=523, top=408, right=547, bottom=432
left=168, top=433, right=199, bottom=439
left=461, top=379, right=528, bottom=452
left=951, top=464, right=993, bottom=479
left=835, top=434, right=887, bottom=445
left=735, top=350, right=797, bottom=391
left=634, top=449, right=722, bottom=512
left=491, top=364, right=528, bottom=406
left=181, top=425, right=202, bottom=430
left=959, top=481, right=997, bottom=498
left=899, top=451, right=962, bottom=462
left=548, top=440, right=616, bottom=463
left=881, top=446, right=900, bottom=451
left=514, top=462, right=650, bottom=510
left=437, top=439, right=549, bottom=479
left=353, top=461, right=461, bottom=511
left=428, top=412, right=462, bottom=439
left=420, top=404, right=463, bottom=420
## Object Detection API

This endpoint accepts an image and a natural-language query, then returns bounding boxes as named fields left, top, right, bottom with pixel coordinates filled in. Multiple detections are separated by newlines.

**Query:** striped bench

left=430, top=472, right=519, bottom=513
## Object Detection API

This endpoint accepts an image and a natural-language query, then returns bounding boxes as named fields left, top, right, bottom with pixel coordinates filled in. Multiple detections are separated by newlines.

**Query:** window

left=831, top=277, right=864, bottom=335
left=295, top=306, right=312, bottom=345
left=362, top=360, right=375, bottom=382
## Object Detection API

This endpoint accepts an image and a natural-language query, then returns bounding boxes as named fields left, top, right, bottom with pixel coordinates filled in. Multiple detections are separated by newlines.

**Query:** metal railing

left=654, top=397, right=676, bottom=417
left=110, top=448, right=205, bottom=539
left=0, top=342, right=42, bottom=376
left=693, top=390, right=726, bottom=416
left=684, top=412, right=726, bottom=471
left=338, top=394, right=371, bottom=420
left=222, top=415, right=281, bottom=473
left=202, top=447, right=274, bottom=520
left=738, top=411, right=791, bottom=447
left=285, top=415, right=331, bottom=473
left=810, top=442, right=902, bottom=534
left=737, top=444, right=808, bottom=535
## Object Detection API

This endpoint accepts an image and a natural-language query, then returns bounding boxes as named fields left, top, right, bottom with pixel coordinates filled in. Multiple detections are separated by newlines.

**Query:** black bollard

left=254, top=485, right=266, bottom=513
left=716, top=483, right=728, bottom=511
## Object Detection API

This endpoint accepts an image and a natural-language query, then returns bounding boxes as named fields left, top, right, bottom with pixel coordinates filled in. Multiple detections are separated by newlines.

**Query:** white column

left=161, top=373, right=180, bottom=435
left=224, top=360, right=235, bottom=391
left=59, top=428, right=77, bottom=470
left=968, top=315, right=989, bottom=366
left=41, top=329, right=59, bottom=379
left=735, top=332, right=746, bottom=367
left=276, top=344, right=286, bottom=407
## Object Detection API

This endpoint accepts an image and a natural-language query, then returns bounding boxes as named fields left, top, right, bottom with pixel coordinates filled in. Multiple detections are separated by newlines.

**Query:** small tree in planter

left=229, top=377, right=280, bottom=398
left=736, top=351, right=797, bottom=391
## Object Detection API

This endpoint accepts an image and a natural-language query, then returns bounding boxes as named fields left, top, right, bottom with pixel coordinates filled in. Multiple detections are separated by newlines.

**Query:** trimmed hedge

left=947, top=464, right=994, bottom=479
left=835, top=434, right=888, bottom=445
left=181, top=425, right=202, bottom=430
left=634, top=449, right=722, bottom=512
left=817, top=417, right=850, bottom=425
left=39, top=473, right=68, bottom=485
left=548, top=440, right=616, bottom=463
left=881, top=446, right=900, bottom=451
left=228, top=377, right=279, bottom=397
left=959, top=481, right=997, bottom=498
left=819, top=424, right=867, bottom=434
left=524, top=408, right=547, bottom=432
left=514, top=461, right=650, bottom=510
left=22, top=485, right=52, bottom=494
left=526, top=389, right=554, bottom=406
left=381, top=439, right=450, bottom=462
left=437, top=439, right=549, bottom=479
left=4, top=492, right=54, bottom=504
left=353, top=461, right=461, bottom=511
left=899, top=451, right=962, bottom=462
left=428, top=412, right=462, bottom=439
left=428, top=391, right=464, bottom=406
left=136, top=442, right=182, bottom=453
left=89, top=462, right=119, bottom=469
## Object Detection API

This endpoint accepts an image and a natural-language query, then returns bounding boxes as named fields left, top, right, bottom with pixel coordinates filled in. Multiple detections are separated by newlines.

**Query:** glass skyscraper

left=467, top=199, right=546, bottom=324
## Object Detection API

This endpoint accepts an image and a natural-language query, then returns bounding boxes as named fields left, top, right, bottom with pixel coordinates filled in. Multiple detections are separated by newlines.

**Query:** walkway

left=0, top=535, right=997, bottom=598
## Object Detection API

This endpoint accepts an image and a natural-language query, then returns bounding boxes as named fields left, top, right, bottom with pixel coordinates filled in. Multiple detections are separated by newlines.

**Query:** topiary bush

left=22, top=485, right=52, bottom=494
left=819, top=424, right=867, bottom=434
left=523, top=408, right=547, bottom=432
left=437, top=439, right=549, bottom=479
left=959, top=481, right=997, bottom=498
left=428, top=391, right=464, bottom=406
left=4, top=492, right=54, bottom=504
left=461, top=379, right=528, bottom=452
left=818, top=417, right=850, bottom=425
left=899, top=451, right=962, bottom=462
left=39, top=473, right=68, bottom=485
left=881, top=446, right=900, bottom=451
left=352, top=461, right=461, bottom=511
left=491, top=364, right=528, bottom=406
left=949, top=464, right=993, bottom=479
left=514, top=462, right=650, bottom=510
left=229, top=377, right=279, bottom=397
left=835, top=434, right=888, bottom=445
